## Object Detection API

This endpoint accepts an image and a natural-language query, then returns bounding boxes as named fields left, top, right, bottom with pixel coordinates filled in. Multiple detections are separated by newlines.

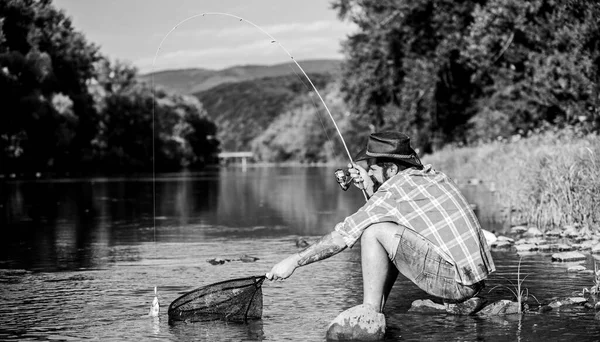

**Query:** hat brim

left=354, top=148, right=423, bottom=168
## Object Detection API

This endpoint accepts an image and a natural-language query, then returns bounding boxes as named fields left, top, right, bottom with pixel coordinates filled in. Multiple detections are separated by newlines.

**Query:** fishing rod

left=150, top=12, right=369, bottom=200
left=148, top=14, right=371, bottom=314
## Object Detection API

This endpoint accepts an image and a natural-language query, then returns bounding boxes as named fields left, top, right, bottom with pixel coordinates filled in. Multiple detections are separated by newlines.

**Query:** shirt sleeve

left=334, top=187, right=400, bottom=248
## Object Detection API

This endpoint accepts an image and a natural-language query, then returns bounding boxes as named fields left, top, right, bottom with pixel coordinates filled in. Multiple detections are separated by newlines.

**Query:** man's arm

left=266, top=230, right=347, bottom=280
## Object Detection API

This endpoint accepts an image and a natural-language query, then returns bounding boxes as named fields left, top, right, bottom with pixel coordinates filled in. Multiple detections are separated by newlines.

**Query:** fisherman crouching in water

left=266, top=131, right=495, bottom=339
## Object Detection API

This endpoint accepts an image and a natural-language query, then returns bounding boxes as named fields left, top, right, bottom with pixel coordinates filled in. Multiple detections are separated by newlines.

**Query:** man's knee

left=360, top=222, right=401, bottom=247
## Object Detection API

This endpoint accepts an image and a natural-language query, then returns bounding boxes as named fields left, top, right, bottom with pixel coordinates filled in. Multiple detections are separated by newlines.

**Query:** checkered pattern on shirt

left=335, top=164, right=495, bottom=285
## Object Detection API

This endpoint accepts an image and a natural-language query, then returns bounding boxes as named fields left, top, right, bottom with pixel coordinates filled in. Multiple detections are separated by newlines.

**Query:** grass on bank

left=423, top=127, right=600, bottom=232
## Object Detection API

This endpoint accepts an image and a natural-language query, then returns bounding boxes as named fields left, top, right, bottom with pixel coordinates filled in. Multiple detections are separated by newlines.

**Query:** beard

left=371, top=175, right=383, bottom=192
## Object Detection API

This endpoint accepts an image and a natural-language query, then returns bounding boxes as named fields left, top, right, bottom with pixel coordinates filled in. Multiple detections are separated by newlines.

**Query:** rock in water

left=326, top=304, right=386, bottom=341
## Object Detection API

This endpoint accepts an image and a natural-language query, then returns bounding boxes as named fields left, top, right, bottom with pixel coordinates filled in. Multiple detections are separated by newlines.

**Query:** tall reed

left=424, top=127, right=600, bottom=232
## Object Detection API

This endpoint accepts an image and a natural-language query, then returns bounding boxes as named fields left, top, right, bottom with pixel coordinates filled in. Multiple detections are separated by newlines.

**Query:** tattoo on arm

left=297, top=233, right=346, bottom=266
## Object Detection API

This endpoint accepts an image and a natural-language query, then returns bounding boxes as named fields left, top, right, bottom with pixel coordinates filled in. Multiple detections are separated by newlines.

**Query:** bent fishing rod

left=151, top=12, right=369, bottom=201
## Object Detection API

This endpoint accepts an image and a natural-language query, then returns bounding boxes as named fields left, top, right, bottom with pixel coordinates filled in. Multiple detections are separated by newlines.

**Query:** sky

left=52, top=0, right=357, bottom=73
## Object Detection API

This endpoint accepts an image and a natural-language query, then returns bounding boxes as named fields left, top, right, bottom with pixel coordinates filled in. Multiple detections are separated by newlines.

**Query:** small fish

left=149, top=286, right=160, bottom=317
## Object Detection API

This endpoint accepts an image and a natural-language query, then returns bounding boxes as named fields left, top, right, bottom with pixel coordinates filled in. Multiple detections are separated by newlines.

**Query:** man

left=266, top=131, right=495, bottom=337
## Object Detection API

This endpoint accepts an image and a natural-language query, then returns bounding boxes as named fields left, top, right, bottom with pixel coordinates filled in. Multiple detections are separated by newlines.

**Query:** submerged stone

left=445, top=297, right=486, bottom=315
left=511, top=225, right=528, bottom=234
left=407, top=299, right=446, bottom=314
left=238, top=254, right=259, bottom=262
left=515, top=244, right=538, bottom=252
left=492, top=240, right=513, bottom=249
left=477, top=300, right=521, bottom=316
left=551, top=251, right=586, bottom=262
left=526, top=227, right=544, bottom=236
left=567, top=265, right=588, bottom=272
left=326, top=304, right=386, bottom=341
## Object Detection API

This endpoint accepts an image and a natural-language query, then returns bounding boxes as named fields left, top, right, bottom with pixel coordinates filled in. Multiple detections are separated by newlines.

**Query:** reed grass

left=423, top=127, right=600, bottom=232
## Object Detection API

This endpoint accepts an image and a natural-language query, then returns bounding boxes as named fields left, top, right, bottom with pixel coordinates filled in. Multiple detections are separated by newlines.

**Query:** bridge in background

left=216, top=151, right=254, bottom=168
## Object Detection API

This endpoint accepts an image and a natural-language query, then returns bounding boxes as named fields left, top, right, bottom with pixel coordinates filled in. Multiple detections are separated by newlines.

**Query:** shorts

left=389, top=226, right=484, bottom=303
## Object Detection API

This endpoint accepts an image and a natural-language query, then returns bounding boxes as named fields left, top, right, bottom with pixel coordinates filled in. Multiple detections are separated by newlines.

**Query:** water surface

left=1, top=167, right=599, bottom=341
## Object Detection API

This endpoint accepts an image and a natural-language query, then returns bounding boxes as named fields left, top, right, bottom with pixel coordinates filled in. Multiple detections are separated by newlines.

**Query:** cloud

left=137, top=18, right=356, bottom=73
left=166, top=19, right=356, bottom=40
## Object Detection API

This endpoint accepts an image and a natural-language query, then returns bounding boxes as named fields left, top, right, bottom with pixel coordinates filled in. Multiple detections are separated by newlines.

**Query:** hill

left=140, top=59, right=341, bottom=94
left=193, top=73, right=335, bottom=152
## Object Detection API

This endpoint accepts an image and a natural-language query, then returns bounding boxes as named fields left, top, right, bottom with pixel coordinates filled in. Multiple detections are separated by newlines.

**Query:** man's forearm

left=296, top=231, right=347, bottom=266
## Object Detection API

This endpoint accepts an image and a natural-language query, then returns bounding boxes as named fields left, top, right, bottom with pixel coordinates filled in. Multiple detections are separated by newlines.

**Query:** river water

left=1, top=167, right=599, bottom=341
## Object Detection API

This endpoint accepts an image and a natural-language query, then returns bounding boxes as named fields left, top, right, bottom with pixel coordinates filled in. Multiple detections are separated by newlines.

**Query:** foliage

left=488, top=257, right=539, bottom=313
left=333, top=0, right=600, bottom=152
left=0, top=1, right=219, bottom=175
left=424, top=126, right=600, bottom=230
left=0, top=0, right=100, bottom=174
left=251, top=82, right=371, bottom=163
left=89, top=58, right=219, bottom=172
left=194, top=73, right=334, bottom=153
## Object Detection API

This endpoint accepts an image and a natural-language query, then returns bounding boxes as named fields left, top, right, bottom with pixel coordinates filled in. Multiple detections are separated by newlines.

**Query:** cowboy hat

left=354, top=131, right=423, bottom=168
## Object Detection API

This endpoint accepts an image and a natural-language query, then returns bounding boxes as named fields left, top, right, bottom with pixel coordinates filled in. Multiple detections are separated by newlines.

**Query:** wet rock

left=539, top=305, right=553, bottom=312
left=511, top=225, right=528, bottom=234
left=548, top=297, right=587, bottom=308
left=482, top=229, right=497, bottom=244
left=408, top=299, right=446, bottom=314
left=477, top=300, right=521, bottom=316
left=551, top=251, right=586, bottom=262
left=497, top=236, right=515, bottom=243
left=295, top=238, right=311, bottom=248
left=545, top=229, right=562, bottom=237
left=591, top=243, right=600, bottom=254
left=491, top=240, right=513, bottom=249
left=567, top=265, right=588, bottom=272
left=206, top=258, right=230, bottom=265
left=526, top=227, right=544, bottom=237
left=326, top=304, right=386, bottom=341
left=595, top=312, right=600, bottom=321
left=515, top=244, right=538, bottom=252
left=516, top=237, right=546, bottom=245
left=572, top=240, right=597, bottom=250
left=538, top=244, right=572, bottom=252
left=562, top=226, right=580, bottom=238
left=445, top=297, right=486, bottom=316
left=238, top=254, right=260, bottom=263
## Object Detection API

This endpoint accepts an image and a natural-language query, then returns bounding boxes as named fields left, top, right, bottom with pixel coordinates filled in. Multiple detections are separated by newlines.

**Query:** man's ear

left=387, top=164, right=399, bottom=177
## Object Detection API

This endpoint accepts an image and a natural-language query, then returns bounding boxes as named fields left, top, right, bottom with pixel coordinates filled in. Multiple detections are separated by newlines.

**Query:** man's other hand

left=348, top=163, right=374, bottom=195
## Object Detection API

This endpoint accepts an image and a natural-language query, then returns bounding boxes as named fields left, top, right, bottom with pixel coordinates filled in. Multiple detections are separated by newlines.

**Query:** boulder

left=407, top=299, right=446, bottom=314
left=551, top=251, right=586, bottom=262
left=477, top=300, right=521, bottom=316
left=326, top=304, right=386, bottom=341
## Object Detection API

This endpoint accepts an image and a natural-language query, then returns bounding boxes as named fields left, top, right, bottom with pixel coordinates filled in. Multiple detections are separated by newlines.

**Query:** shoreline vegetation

left=424, top=126, right=600, bottom=233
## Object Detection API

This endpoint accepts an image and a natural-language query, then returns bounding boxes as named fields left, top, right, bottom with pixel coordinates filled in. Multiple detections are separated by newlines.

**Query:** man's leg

left=360, top=222, right=400, bottom=313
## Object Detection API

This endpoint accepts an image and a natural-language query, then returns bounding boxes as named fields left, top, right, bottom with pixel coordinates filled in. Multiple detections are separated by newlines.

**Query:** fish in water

left=149, top=286, right=160, bottom=317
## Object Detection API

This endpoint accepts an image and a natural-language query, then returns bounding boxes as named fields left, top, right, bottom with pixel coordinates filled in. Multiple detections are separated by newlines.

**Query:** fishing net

left=168, top=275, right=266, bottom=323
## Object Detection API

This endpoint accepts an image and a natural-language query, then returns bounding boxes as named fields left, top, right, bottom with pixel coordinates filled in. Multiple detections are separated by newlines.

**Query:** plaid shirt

left=335, top=164, right=495, bottom=285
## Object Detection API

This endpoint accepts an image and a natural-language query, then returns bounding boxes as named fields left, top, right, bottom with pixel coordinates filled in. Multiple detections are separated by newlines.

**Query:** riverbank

left=424, top=127, right=600, bottom=233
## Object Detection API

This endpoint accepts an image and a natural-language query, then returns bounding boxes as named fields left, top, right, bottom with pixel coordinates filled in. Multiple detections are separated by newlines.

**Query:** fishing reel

left=334, top=169, right=353, bottom=191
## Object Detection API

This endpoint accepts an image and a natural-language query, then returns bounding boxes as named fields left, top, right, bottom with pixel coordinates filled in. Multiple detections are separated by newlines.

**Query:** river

left=1, top=167, right=599, bottom=341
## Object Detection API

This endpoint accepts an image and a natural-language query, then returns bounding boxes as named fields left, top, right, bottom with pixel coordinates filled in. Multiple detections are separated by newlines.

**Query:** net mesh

left=168, top=275, right=265, bottom=323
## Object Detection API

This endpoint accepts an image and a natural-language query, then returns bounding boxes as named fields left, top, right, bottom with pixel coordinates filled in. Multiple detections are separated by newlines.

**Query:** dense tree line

left=332, top=0, right=600, bottom=153
left=0, top=0, right=218, bottom=176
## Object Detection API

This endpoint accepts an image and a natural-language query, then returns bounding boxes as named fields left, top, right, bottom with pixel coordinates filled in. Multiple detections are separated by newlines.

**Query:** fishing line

left=151, top=12, right=368, bottom=200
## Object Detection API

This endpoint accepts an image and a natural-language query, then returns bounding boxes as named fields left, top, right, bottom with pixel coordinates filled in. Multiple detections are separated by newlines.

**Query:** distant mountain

left=139, top=59, right=341, bottom=94
left=193, top=73, right=336, bottom=152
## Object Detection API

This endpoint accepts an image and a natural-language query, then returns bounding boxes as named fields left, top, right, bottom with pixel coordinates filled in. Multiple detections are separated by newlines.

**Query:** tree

left=0, top=0, right=100, bottom=174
